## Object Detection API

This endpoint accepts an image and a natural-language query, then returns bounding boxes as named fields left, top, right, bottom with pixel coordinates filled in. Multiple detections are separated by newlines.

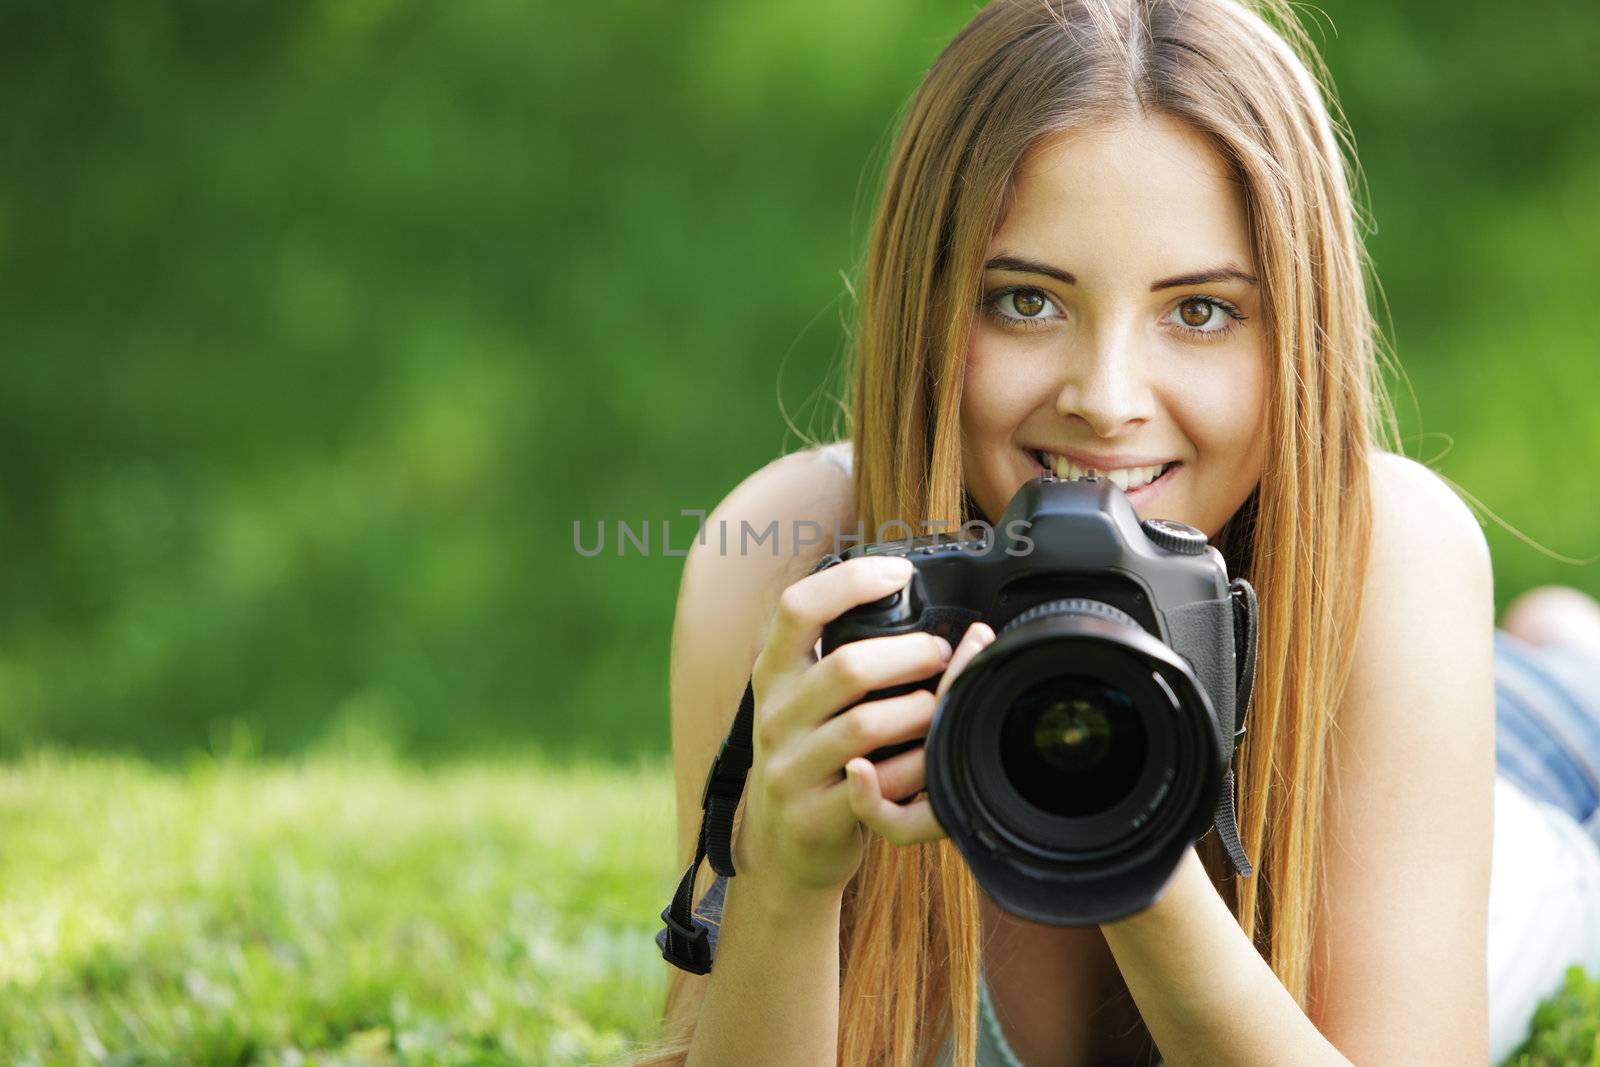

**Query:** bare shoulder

left=1364, top=450, right=1491, bottom=584
left=667, top=444, right=855, bottom=869
left=1308, top=449, right=1496, bottom=1061
left=1345, top=448, right=1494, bottom=740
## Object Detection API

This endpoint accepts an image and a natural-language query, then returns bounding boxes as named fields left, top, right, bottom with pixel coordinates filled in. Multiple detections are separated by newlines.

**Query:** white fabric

left=815, top=440, right=854, bottom=475
left=1487, top=774, right=1600, bottom=1063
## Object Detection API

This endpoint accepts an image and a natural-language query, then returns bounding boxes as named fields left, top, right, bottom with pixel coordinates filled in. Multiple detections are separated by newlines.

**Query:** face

left=960, top=113, right=1268, bottom=540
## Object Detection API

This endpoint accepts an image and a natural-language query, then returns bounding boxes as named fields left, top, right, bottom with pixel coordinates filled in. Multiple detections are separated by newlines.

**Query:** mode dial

left=1140, top=518, right=1209, bottom=555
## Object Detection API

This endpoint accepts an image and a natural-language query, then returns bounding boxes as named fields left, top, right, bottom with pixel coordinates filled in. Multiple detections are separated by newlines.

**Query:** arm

left=1307, top=453, right=1494, bottom=1062
left=1102, top=847, right=1351, bottom=1066
left=666, top=451, right=855, bottom=1066
left=664, top=450, right=968, bottom=1065
left=687, top=609, right=993, bottom=1067
left=686, top=878, right=846, bottom=1067
left=1101, top=453, right=1495, bottom=1065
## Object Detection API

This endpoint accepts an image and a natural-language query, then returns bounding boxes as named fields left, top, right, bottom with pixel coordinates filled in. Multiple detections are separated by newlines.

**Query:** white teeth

left=1043, top=453, right=1170, bottom=491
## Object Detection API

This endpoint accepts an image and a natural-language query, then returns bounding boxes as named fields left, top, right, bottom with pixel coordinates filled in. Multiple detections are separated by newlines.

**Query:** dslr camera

left=818, top=469, right=1257, bottom=925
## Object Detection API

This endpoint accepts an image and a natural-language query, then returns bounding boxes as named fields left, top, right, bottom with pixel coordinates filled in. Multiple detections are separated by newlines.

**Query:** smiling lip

left=1026, top=446, right=1177, bottom=469
left=1020, top=447, right=1182, bottom=505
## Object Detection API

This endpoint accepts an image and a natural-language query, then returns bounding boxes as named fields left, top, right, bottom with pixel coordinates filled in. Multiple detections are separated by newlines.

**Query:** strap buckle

left=658, top=904, right=713, bottom=975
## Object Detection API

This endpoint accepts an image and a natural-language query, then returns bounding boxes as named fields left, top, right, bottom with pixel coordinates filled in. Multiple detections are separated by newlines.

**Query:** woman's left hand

left=843, top=621, right=996, bottom=842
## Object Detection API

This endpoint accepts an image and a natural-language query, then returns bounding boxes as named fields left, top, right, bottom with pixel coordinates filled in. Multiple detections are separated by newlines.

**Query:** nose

left=1053, top=327, right=1155, bottom=438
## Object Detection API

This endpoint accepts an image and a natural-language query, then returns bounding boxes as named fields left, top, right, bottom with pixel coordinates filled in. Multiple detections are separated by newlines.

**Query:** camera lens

left=925, top=594, right=1231, bottom=925
left=999, top=674, right=1147, bottom=818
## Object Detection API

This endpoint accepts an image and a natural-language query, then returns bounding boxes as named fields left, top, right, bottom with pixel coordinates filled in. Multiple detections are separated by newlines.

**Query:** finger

left=871, top=743, right=926, bottom=802
left=798, top=631, right=951, bottom=731
left=843, top=757, right=947, bottom=846
left=776, top=776, right=864, bottom=851
left=853, top=624, right=995, bottom=802
left=761, top=556, right=915, bottom=678
left=790, top=688, right=937, bottom=782
left=934, top=622, right=996, bottom=701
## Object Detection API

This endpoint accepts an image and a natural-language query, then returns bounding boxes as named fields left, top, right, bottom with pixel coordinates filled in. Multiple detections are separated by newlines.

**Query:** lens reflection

left=1000, top=675, right=1146, bottom=817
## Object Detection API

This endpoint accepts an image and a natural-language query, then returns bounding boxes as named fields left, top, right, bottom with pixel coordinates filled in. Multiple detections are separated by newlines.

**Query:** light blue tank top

left=930, top=977, right=1031, bottom=1067
left=929, top=974, right=1169, bottom=1067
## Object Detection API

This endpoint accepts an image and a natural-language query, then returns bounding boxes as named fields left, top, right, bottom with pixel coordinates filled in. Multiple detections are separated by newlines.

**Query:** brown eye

left=1179, top=299, right=1213, bottom=327
left=1011, top=290, right=1046, bottom=317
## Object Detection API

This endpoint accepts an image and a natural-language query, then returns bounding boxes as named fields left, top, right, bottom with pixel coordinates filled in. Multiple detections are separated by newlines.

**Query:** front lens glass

left=999, top=674, right=1147, bottom=817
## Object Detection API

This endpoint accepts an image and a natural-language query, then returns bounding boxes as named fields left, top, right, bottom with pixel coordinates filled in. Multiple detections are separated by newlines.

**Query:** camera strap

left=1216, top=577, right=1259, bottom=878
left=658, top=678, right=756, bottom=974
left=658, top=552, right=844, bottom=974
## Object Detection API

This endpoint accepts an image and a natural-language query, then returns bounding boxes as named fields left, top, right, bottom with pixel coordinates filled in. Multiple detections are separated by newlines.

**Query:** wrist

left=1102, top=845, right=1210, bottom=936
left=733, top=871, right=847, bottom=929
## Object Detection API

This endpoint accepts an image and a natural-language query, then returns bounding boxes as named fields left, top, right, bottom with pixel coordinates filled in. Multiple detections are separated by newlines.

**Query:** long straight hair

left=635, top=1, right=1397, bottom=1062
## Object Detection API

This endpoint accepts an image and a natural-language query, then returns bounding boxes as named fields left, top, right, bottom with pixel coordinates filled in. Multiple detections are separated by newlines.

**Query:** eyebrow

left=983, top=255, right=1259, bottom=291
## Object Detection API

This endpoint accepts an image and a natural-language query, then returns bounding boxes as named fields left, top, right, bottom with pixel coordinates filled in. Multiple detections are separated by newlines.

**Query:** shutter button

left=864, top=589, right=903, bottom=612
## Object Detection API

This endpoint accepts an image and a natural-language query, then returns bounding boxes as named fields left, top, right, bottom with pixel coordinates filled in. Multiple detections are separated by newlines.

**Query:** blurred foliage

left=0, top=0, right=1596, bottom=760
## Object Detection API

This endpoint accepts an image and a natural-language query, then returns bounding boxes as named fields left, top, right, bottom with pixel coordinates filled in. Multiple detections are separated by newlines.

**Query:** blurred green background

left=4, top=3, right=1600, bottom=1063
left=1, top=0, right=1597, bottom=764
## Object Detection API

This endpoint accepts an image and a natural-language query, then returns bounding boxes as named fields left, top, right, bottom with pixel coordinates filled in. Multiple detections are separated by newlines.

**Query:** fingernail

left=934, top=636, right=953, bottom=659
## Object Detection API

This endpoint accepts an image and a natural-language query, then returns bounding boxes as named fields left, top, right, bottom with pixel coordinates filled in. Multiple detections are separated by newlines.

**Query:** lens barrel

left=925, top=599, right=1226, bottom=926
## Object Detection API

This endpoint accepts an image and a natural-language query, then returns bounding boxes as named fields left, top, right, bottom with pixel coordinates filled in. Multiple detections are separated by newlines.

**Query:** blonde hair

left=636, top=0, right=1397, bottom=1062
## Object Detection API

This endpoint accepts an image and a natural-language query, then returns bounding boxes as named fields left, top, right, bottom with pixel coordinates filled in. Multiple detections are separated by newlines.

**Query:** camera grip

left=818, top=565, right=980, bottom=766
left=842, top=673, right=943, bottom=765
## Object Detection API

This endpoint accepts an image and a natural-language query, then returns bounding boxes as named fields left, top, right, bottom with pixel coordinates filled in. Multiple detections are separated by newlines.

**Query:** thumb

left=934, top=622, right=996, bottom=701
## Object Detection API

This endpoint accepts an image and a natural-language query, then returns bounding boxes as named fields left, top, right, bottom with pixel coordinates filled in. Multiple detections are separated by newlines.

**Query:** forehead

left=991, top=114, right=1253, bottom=274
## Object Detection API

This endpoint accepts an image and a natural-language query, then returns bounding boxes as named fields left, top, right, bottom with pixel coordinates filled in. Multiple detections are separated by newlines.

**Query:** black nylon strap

left=704, top=684, right=755, bottom=877
left=1211, top=577, right=1259, bottom=878
left=659, top=680, right=756, bottom=974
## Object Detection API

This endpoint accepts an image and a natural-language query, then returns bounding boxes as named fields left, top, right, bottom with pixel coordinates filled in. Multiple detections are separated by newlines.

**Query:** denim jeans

left=1493, top=629, right=1600, bottom=845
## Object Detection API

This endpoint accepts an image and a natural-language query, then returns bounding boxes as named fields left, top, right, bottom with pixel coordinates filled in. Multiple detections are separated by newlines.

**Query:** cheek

left=1175, top=350, right=1267, bottom=463
left=1176, top=360, right=1269, bottom=537
left=961, top=335, right=1049, bottom=439
left=960, top=336, right=1042, bottom=516
left=960, top=338, right=1008, bottom=439
left=1231, top=352, right=1270, bottom=473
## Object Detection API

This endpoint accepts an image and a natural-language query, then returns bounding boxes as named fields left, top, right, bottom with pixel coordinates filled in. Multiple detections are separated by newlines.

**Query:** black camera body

left=818, top=470, right=1253, bottom=925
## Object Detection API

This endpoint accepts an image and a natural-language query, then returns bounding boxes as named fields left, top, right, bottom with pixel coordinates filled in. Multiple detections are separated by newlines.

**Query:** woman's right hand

left=732, top=554, right=996, bottom=899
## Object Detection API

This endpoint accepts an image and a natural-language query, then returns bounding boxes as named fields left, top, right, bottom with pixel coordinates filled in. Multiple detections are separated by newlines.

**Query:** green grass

left=0, top=749, right=677, bottom=1066
left=1511, top=966, right=1600, bottom=1067
left=1, top=750, right=1596, bottom=1066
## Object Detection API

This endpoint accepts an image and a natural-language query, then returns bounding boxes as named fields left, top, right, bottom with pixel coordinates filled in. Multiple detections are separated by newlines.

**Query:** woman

left=637, top=0, right=1600, bottom=1063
